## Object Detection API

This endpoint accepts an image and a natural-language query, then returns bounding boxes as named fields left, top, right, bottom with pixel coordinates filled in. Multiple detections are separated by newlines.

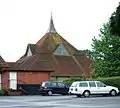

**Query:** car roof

left=41, top=81, right=63, bottom=83
left=72, top=81, right=100, bottom=83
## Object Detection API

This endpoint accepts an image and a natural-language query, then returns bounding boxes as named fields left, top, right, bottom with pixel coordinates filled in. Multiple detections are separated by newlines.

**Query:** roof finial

left=47, top=12, right=57, bottom=33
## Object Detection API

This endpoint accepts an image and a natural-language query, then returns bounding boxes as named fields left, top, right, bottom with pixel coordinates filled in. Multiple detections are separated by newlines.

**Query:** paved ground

left=0, top=95, right=120, bottom=108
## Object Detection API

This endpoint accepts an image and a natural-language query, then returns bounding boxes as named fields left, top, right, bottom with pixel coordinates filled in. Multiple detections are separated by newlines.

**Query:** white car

left=69, top=81, right=119, bottom=97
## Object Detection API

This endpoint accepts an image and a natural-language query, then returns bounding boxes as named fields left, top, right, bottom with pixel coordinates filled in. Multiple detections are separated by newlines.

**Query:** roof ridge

left=72, top=55, right=86, bottom=77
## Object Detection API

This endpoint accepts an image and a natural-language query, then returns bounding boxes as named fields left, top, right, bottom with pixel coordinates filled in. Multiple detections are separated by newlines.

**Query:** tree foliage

left=91, top=3, right=120, bottom=77
left=91, top=23, right=120, bottom=77
left=110, top=2, right=120, bottom=36
left=79, top=49, right=93, bottom=58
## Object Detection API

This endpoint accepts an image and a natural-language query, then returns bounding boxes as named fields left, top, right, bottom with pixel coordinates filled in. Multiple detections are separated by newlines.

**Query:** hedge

left=63, top=77, right=86, bottom=86
left=96, top=76, right=120, bottom=91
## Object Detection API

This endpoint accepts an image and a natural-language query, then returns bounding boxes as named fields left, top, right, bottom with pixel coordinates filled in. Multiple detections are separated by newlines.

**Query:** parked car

left=38, top=81, right=69, bottom=96
left=69, top=81, right=119, bottom=97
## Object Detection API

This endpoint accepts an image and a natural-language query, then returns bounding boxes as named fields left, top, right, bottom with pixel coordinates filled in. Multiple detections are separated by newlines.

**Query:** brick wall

left=17, top=71, right=50, bottom=84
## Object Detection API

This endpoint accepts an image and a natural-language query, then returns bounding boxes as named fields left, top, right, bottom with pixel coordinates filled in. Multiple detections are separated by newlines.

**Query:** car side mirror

left=104, top=85, right=106, bottom=87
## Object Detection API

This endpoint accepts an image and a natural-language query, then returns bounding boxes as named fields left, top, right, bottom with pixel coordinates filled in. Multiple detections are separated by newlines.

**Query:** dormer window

left=53, top=43, right=70, bottom=56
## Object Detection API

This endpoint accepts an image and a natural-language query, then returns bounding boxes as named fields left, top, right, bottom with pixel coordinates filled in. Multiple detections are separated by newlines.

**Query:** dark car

left=38, top=81, right=69, bottom=96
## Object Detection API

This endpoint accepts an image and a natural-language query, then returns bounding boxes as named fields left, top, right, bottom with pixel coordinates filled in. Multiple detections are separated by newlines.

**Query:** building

left=0, top=55, right=54, bottom=91
left=16, top=15, right=93, bottom=81
left=0, top=56, right=9, bottom=90
left=0, top=15, right=93, bottom=92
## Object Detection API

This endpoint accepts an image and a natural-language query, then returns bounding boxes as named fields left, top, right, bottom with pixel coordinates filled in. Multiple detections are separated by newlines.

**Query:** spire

left=47, top=12, right=57, bottom=33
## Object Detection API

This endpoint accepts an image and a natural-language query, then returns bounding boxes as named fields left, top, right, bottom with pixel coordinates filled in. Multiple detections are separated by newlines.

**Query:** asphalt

left=0, top=95, right=120, bottom=108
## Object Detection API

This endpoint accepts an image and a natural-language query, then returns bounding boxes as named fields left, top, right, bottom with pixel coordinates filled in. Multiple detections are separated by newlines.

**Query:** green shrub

left=0, top=89, right=5, bottom=96
left=63, top=77, right=85, bottom=86
left=96, top=76, right=120, bottom=90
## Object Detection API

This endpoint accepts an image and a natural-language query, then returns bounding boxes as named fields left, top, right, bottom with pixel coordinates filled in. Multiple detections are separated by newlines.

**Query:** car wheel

left=47, top=91, right=52, bottom=96
left=83, top=91, right=90, bottom=97
left=110, top=90, right=117, bottom=96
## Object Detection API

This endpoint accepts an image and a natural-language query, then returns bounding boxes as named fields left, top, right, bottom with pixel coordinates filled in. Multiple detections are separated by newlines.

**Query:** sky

left=0, top=0, right=119, bottom=62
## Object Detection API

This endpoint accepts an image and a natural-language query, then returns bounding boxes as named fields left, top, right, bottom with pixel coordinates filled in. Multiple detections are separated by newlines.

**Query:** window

left=79, top=82, right=88, bottom=87
left=89, top=82, right=96, bottom=87
left=96, top=81, right=105, bottom=87
left=51, top=82, right=57, bottom=87
left=71, top=82, right=78, bottom=87
left=53, top=44, right=70, bottom=56
left=44, top=82, right=51, bottom=87
left=9, top=72, right=17, bottom=90
left=58, top=82, right=65, bottom=87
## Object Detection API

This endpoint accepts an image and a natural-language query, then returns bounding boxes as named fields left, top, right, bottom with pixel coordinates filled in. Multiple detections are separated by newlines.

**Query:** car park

left=38, top=81, right=69, bottom=96
left=69, top=81, right=119, bottom=97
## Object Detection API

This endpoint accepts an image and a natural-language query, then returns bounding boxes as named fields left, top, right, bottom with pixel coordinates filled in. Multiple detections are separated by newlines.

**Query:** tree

left=110, top=2, right=120, bottom=36
left=79, top=49, right=93, bottom=58
left=91, top=23, right=120, bottom=77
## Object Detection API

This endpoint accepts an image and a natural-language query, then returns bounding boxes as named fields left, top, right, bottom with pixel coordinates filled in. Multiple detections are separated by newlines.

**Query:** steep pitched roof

left=51, top=55, right=84, bottom=77
left=74, top=55, right=93, bottom=77
left=0, top=56, right=9, bottom=69
left=14, top=15, right=93, bottom=77
left=21, top=44, right=37, bottom=57
left=36, top=33, right=79, bottom=55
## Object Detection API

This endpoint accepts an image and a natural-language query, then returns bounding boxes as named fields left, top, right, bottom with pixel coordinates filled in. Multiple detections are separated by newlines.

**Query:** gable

left=26, top=46, right=32, bottom=57
left=53, top=43, right=70, bottom=56
left=0, top=56, right=9, bottom=68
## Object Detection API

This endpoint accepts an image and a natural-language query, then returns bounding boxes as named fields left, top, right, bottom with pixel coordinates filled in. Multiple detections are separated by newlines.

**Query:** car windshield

left=71, top=82, right=78, bottom=87
left=96, top=81, right=106, bottom=87
left=41, top=82, right=50, bottom=87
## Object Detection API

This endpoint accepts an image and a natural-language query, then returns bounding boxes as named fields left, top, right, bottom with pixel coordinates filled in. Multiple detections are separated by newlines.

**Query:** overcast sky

left=0, top=0, right=119, bottom=62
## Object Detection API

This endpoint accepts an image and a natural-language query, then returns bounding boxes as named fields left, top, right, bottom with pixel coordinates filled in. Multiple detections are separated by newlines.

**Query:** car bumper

left=38, top=89, right=49, bottom=94
left=68, top=91, right=82, bottom=95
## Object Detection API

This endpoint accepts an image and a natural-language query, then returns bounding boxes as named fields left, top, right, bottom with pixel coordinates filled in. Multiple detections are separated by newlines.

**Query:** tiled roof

left=10, top=54, right=91, bottom=77
left=74, top=55, right=93, bottom=77
left=7, top=53, right=55, bottom=72
left=22, top=44, right=37, bottom=58
left=10, top=16, right=93, bottom=77
left=0, top=56, right=9, bottom=69
left=51, top=55, right=84, bottom=77
left=36, top=33, right=79, bottom=55
left=16, top=35, right=92, bottom=77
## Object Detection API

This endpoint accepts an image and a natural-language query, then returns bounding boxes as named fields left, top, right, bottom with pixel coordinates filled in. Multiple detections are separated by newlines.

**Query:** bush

left=96, top=76, right=120, bottom=90
left=63, top=77, right=85, bottom=86
left=0, top=89, right=5, bottom=96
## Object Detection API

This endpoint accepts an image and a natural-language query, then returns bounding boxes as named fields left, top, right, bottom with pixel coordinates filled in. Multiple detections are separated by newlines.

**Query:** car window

left=51, top=82, right=57, bottom=87
left=44, top=82, right=50, bottom=87
left=71, top=82, right=78, bottom=87
left=58, top=82, right=65, bottom=87
left=79, top=82, right=88, bottom=87
left=96, top=81, right=105, bottom=87
left=89, top=82, right=96, bottom=87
